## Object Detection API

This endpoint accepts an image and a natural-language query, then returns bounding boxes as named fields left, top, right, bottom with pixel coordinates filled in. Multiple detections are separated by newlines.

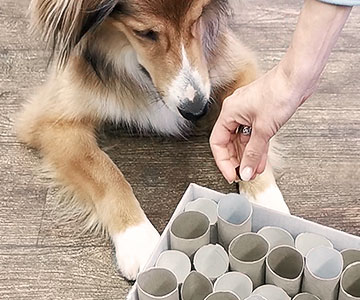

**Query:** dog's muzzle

left=178, top=94, right=209, bottom=122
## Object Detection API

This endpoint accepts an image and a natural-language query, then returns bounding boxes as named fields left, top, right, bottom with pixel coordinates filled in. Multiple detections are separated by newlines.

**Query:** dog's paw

left=245, top=184, right=290, bottom=214
left=112, top=219, right=160, bottom=280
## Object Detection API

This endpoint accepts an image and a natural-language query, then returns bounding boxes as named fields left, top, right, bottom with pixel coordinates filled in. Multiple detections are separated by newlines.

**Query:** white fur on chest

left=99, top=94, right=188, bottom=135
left=100, top=47, right=189, bottom=135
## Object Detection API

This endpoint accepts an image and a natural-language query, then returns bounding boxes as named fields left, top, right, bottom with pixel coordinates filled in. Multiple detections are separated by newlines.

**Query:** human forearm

left=210, top=0, right=353, bottom=183
left=279, top=0, right=352, bottom=105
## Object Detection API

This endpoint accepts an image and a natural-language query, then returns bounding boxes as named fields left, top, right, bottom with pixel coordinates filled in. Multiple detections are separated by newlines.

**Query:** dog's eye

left=133, top=29, right=158, bottom=41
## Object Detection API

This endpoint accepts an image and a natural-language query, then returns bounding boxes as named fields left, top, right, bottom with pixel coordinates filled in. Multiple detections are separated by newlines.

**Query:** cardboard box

left=127, top=184, right=360, bottom=300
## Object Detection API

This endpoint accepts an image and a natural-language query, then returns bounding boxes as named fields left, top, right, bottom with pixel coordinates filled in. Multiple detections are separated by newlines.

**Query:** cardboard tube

left=338, top=262, right=360, bottom=300
left=156, top=250, right=191, bottom=284
left=295, top=232, right=333, bottom=257
left=170, top=211, right=210, bottom=257
left=265, top=245, right=304, bottom=297
left=229, top=232, right=269, bottom=288
left=302, top=246, right=343, bottom=300
left=292, top=293, right=320, bottom=300
left=186, top=198, right=218, bottom=243
left=137, top=267, right=179, bottom=300
left=194, top=244, right=229, bottom=281
left=214, top=272, right=253, bottom=300
left=205, top=291, right=240, bottom=300
left=258, top=226, right=294, bottom=250
left=181, top=271, right=213, bottom=300
left=245, top=295, right=267, bottom=300
left=217, top=193, right=253, bottom=249
left=252, top=284, right=290, bottom=300
left=341, top=249, right=360, bottom=270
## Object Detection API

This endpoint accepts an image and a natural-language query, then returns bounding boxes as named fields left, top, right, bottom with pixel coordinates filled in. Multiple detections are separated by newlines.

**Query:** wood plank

left=0, top=144, right=47, bottom=246
left=0, top=246, right=132, bottom=299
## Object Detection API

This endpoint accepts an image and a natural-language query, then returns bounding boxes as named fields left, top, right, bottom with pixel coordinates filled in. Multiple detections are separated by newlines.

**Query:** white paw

left=112, top=219, right=160, bottom=280
left=245, top=184, right=290, bottom=214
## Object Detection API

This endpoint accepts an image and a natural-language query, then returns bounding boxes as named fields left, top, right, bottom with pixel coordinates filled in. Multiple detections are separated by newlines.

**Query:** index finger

left=210, top=117, right=239, bottom=183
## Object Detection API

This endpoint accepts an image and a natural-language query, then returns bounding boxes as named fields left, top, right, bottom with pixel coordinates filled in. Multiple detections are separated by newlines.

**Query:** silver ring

left=237, top=125, right=252, bottom=136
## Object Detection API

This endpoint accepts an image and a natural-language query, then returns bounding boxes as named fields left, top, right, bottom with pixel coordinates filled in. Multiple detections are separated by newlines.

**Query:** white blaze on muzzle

left=166, top=45, right=210, bottom=112
left=184, top=85, right=197, bottom=101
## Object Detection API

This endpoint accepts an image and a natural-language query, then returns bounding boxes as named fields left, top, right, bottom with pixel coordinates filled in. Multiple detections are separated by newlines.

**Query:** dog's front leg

left=36, top=119, right=160, bottom=279
left=210, top=30, right=290, bottom=213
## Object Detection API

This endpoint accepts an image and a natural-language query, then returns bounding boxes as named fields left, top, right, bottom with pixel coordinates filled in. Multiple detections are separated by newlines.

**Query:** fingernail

left=240, top=167, right=253, bottom=182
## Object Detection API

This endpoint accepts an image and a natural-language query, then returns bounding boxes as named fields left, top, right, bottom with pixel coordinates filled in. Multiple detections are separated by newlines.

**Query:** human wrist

left=276, top=0, right=352, bottom=106
left=277, top=54, right=318, bottom=106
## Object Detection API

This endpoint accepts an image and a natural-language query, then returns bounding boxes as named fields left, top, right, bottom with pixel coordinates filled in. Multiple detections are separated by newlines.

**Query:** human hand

left=210, top=66, right=304, bottom=183
left=210, top=0, right=351, bottom=184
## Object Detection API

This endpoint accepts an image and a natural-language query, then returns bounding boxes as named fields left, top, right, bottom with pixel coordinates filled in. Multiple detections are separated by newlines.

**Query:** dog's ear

left=30, top=0, right=120, bottom=67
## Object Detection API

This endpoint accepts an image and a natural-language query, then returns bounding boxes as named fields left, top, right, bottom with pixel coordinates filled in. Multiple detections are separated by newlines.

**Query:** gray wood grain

left=1, top=0, right=359, bottom=299
left=0, top=246, right=131, bottom=300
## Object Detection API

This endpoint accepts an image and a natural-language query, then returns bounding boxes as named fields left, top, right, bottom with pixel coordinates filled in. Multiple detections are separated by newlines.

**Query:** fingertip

left=240, top=166, right=253, bottom=182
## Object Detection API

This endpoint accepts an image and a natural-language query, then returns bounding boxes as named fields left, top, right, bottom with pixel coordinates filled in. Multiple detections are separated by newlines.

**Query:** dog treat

left=302, top=246, right=343, bottom=300
left=214, top=272, right=253, bottom=300
left=235, top=166, right=241, bottom=181
left=181, top=271, right=213, bottom=300
left=229, top=232, right=269, bottom=288
left=295, top=232, right=333, bottom=256
left=193, top=244, right=229, bottom=282
left=217, top=193, right=252, bottom=249
left=156, top=250, right=191, bottom=284
left=265, top=245, right=304, bottom=297
left=170, top=211, right=210, bottom=257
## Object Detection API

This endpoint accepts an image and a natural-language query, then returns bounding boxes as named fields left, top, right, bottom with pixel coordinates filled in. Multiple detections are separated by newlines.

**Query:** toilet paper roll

left=137, top=267, right=179, bottom=300
left=214, top=272, right=253, bottom=300
left=156, top=250, right=191, bottom=284
left=194, top=244, right=229, bottom=282
left=265, top=245, right=304, bottom=297
left=229, top=232, right=269, bottom=288
left=217, top=193, right=252, bottom=249
left=181, top=271, right=213, bottom=300
left=301, top=246, right=343, bottom=300
left=338, top=262, right=360, bottom=300
left=258, top=226, right=294, bottom=250
left=170, top=211, right=210, bottom=257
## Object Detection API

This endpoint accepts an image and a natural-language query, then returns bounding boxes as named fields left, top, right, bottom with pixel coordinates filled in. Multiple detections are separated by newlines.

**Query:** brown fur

left=17, top=0, right=277, bottom=270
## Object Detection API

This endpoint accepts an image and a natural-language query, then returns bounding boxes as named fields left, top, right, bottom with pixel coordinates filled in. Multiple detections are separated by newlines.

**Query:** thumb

left=239, top=129, right=269, bottom=181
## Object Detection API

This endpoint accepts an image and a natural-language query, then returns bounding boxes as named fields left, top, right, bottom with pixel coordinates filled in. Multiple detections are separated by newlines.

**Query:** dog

left=16, top=0, right=289, bottom=280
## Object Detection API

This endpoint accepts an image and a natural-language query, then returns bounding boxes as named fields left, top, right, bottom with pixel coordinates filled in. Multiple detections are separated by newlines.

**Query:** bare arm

left=281, top=0, right=352, bottom=105
left=210, top=0, right=352, bottom=183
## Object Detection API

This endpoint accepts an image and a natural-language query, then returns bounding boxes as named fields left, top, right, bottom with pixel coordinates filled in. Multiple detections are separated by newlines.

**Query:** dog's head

left=31, top=0, right=230, bottom=122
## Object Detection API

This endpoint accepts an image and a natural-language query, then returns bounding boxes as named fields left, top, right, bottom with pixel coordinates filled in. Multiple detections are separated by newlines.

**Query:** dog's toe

left=112, top=219, right=160, bottom=280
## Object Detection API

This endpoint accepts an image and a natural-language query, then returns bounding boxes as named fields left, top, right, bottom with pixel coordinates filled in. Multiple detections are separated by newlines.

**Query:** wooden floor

left=1, top=1, right=359, bottom=299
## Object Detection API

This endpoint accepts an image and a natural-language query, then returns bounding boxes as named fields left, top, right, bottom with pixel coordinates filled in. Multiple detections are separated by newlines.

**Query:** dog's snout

left=178, top=94, right=209, bottom=122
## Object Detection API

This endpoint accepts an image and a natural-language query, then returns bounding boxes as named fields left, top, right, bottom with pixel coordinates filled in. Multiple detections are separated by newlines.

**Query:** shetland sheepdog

left=16, top=0, right=288, bottom=280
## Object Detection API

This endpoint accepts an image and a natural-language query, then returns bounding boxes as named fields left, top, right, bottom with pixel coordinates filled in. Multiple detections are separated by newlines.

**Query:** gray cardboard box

left=127, top=184, right=360, bottom=300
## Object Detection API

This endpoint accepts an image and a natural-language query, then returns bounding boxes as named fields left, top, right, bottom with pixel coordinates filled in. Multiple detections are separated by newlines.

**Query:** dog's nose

left=178, top=95, right=209, bottom=122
